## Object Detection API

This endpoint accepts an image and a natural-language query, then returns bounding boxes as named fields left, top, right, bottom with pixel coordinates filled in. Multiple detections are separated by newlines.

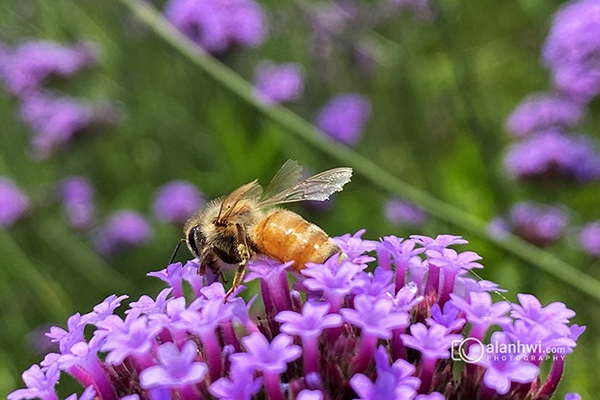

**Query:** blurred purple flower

left=487, top=217, right=511, bottom=240
left=316, top=93, right=371, bottom=146
left=94, top=210, right=153, bottom=256
left=19, top=92, right=119, bottom=161
left=152, top=180, right=204, bottom=224
left=59, top=176, right=95, bottom=230
left=253, top=61, right=304, bottom=105
left=543, top=0, right=600, bottom=102
left=164, top=0, right=268, bottom=54
left=385, top=197, right=427, bottom=227
left=0, top=40, right=98, bottom=96
left=0, top=177, right=29, bottom=227
left=508, top=202, right=569, bottom=246
left=389, top=0, right=436, bottom=22
left=505, top=93, right=583, bottom=137
left=503, top=130, right=600, bottom=183
left=580, top=221, right=600, bottom=257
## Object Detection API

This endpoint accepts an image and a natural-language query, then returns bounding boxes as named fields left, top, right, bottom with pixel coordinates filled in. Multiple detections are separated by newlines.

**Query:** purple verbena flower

left=385, top=197, right=427, bottom=227
left=449, top=292, right=511, bottom=339
left=231, top=332, right=301, bottom=374
left=276, top=301, right=343, bottom=338
left=503, top=130, right=600, bottom=183
left=410, top=234, right=467, bottom=251
left=505, top=93, right=583, bottom=137
left=511, top=293, right=575, bottom=336
left=0, top=40, right=98, bottom=96
left=297, top=390, right=324, bottom=400
left=468, top=332, right=539, bottom=395
left=164, top=0, right=268, bottom=53
left=0, top=177, right=29, bottom=227
left=253, top=61, right=304, bottom=105
left=508, top=202, right=570, bottom=246
left=333, top=229, right=378, bottom=264
left=425, top=302, right=466, bottom=333
left=579, top=221, right=600, bottom=257
left=208, top=363, right=263, bottom=400
left=400, top=323, right=462, bottom=361
left=94, top=210, right=153, bottom=256
left=315, top=93, right=371, bottom=146
left=8, top=363, right=60, bottom=400
left=301, top=255, right=365, bottom=312
left=65, top=386, right=95, bottom=400
left=140, top=341, right=207, bottom=389
left=487, top=217, right=511, bottom=240
left=543, top=0, right=600, bottom=102
left=341, top=295, right=410, bottom=339
left=9, top=232, right=584, bottom=400
left=101, top=315, right=162, bottom=367
left=59, top=176, right=95, bottom=230
left=19, top=93, right=92, bottom=159
left=152, top=180, right=204, bottom=224
left=350, top=345, right=420, bottom=400
left=148, top=262, right=185, bottom=297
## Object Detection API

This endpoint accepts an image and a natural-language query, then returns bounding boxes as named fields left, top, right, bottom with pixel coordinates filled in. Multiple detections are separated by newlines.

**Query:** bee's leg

left=224, top=225, right=252, bottom=301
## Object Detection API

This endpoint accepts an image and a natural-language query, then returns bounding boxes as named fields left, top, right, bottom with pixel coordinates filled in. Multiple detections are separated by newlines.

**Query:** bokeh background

left=1, top=0, right=599, bottom=397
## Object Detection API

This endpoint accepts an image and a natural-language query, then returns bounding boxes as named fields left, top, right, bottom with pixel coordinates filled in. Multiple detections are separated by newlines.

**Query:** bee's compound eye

left=187, top=226, right=205, bottom=258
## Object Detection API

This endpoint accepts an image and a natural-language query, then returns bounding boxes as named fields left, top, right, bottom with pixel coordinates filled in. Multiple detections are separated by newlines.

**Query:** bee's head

left=185, top=225, right=206, bottom=259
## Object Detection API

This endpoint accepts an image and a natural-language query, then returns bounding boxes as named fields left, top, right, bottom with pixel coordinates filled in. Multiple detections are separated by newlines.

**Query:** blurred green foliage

left=0, top=0, right=599, bottom=397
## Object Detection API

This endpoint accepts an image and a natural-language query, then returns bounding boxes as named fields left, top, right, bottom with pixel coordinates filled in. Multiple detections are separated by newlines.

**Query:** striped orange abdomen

left=252, top=209, right=339, bottom=271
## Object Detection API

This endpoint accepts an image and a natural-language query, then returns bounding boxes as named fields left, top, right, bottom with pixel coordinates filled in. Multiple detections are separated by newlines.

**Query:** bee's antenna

left=169, top=239, right=186, bottom=265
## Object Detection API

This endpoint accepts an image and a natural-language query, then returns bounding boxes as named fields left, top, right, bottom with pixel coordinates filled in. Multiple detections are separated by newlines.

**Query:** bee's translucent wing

left=216, top=180, right=263, bottom=223
left=258, top=167, right=353, bottom=208
left=261, top=159, right=304, bottom=201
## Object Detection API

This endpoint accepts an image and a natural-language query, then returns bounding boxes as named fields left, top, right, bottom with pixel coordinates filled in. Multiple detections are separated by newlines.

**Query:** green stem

left=433, top=3, right=509, bottom=211
left=116, top=0, right=600, bottom=302
left=0, top=228, right=72, bottom=319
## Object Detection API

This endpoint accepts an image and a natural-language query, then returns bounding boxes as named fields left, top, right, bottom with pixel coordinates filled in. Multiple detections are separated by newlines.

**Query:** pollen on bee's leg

left=338, top=252, right=348, bottom=262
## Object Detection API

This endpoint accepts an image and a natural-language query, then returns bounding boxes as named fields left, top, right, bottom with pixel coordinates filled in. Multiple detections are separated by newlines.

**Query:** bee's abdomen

left=252, top=209, right=339, bottom=271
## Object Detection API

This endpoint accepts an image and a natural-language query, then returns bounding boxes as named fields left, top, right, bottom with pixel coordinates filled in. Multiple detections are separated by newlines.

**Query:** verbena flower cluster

left=0, top=40, right=121, bottom=161
left=316, top=93, right=372, bottom=146
left=59, top=177, right=96, bottom=231
left=253, top=61, right=304, bottom=106
left=10, top=231, right=583, bottom=399
left=0, top=177, right=30, bottom=227
left=0, top=174, right=208, bottom=258
left=385, top=197, right=427, bottom=228
left=499, top=0, right=600, bottom=252
left=164, top=0, right=268, bottom=54
left=307, top=0, right=435, bottom=82
left=488, top=202, right=570, bottom=247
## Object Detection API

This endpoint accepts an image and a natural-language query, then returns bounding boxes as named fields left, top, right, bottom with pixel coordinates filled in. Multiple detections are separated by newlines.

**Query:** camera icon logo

left=451, top=337, right=485, bottom=363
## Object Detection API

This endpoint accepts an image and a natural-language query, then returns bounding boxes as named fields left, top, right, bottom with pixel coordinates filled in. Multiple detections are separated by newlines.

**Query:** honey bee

left=180, top=160, right=352, bottom=296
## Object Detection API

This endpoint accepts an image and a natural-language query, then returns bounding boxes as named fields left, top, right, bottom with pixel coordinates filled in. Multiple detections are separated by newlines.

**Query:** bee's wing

left=216, top=180, right=263, bottom=223
left=261, top=159, right=304, bottom=201
left=258, top=166, right=353, bottom=208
